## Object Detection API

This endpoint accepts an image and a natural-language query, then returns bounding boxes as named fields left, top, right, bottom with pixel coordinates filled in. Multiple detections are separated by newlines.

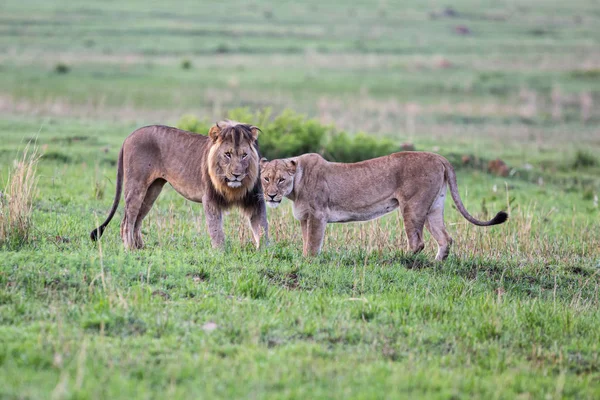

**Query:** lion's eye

left=242, top=153, right=248, bottom=159
left=264, top=177, right=269, bottom=183
left=224, top=152, right=232, bottom=159
left=278, top=178, right=285, bottom=184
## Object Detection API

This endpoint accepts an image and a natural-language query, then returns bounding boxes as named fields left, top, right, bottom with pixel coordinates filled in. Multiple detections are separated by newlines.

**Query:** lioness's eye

left=264, top=177, right=270, bottom=182
left=225, top=152, right=231, bottom=159
left=278, top=178, right=285, bottom=183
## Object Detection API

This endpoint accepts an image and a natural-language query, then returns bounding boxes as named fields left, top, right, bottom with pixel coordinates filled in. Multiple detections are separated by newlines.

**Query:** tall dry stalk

left=0, top=142, right=41, bottom=246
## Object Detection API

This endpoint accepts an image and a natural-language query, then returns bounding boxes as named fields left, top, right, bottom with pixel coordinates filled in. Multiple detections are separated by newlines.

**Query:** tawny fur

left=91, top=121, right=268, bottom=250
left=260, top=152, right=507, bottom=261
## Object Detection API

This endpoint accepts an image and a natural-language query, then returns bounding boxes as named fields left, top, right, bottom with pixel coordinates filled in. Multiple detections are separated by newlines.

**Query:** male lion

left=90, top=121, right=268, bottom=250
left=260, top=152, right=507, bottom=261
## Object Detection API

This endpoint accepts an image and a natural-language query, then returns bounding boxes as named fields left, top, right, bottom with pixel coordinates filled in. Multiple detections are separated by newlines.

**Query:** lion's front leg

left=203, top=201, right=225, bottom=249
left=246, top=203, right=269, bottom=249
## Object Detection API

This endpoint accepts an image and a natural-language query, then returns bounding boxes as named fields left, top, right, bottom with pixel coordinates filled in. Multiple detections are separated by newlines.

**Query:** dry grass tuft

left=0, top=142, right=41, bottom=246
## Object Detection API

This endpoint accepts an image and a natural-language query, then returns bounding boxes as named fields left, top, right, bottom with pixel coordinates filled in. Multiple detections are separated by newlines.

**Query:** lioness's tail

left=90, top=147, right=124, bottom=241
left=442, top=158, right=508, bottom=226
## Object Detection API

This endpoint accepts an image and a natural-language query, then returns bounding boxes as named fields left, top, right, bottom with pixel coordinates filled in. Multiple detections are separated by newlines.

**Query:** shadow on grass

left=307, top=248, right=598, bottom=302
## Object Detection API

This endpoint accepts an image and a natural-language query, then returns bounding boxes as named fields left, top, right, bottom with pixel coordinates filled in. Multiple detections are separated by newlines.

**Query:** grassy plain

left=1, top=0, right=600, bottom=398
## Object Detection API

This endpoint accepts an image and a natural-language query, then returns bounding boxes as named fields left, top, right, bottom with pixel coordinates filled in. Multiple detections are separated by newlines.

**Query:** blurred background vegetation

left=1, top=0, right=599, bottom=171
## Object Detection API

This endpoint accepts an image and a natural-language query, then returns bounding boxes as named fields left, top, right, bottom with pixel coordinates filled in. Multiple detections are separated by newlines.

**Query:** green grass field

left=1, top=1, right=599, bottom=398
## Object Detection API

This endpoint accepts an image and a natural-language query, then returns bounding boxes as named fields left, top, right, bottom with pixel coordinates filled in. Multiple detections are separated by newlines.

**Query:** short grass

left=0, top=115, right=599, bottom=399
left=1, top=0, right=600, bottom=398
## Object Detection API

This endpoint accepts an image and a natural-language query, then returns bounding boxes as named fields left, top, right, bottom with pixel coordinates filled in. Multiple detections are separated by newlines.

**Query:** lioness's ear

left=286, top=159, right=297, bottom=174
left=260, top=157, right=268, bottom=168
left=250, top=126, right=261, bottom=141
left=208, top=122, right=221, bottom=142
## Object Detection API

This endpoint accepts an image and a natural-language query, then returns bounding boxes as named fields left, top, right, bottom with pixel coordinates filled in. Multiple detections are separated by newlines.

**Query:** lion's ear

left=260, top=157, right=268, bottom=167
left=208, top=123, right=221, bottom=141
left=250, top=126, right=261, bottom=141
left=286, top=159, right=297, bottom=174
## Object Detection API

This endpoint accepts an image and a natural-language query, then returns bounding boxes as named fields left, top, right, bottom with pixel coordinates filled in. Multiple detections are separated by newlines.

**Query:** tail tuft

left=489, top=211, right=508, bottom=225
left=90, top=226, right=105, bottom=241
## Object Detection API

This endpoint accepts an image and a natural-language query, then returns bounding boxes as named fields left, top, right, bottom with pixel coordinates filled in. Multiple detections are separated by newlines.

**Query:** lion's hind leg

left=425, top=188, right=453, bottom=261
left=121, top=183, right=149, bottom=250
left=133, top=179, right=166, bottom=249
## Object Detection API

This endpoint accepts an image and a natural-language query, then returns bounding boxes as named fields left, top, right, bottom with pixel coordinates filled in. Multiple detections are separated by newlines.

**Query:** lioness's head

left=259, top=158, right=297, bottom=208
left=207, top=121, right=261, bottom=200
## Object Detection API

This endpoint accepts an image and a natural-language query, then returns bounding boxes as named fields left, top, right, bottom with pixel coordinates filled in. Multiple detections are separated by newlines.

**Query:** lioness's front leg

left=203, top=200, right=225, bottom=249
left=245, top=203, right=269, bottom=249
left=305, top=216, right=326, bottom=256
left=300, top=219, right=309, bottom=255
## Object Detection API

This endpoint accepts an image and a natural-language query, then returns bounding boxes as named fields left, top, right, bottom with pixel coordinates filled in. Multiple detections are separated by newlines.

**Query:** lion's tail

left=90, top=147, right=124, bottom=241
left=442, top=158, right=508, bottom=227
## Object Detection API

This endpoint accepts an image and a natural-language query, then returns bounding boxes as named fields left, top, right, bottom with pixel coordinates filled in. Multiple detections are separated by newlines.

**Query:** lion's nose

left=267, top=194, right=276, bottom=200
left=232, top=173, right=241, bottom=179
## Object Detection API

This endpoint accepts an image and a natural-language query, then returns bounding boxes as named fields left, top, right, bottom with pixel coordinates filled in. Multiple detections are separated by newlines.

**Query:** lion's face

left=207, top=121, right=260, bottom=200
left=213, top=140, right=256, bottom=189
left=259, top=158, right=296, bottom=208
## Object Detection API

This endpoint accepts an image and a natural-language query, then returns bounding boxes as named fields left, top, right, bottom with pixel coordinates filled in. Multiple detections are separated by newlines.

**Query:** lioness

left=91, top=121, right=268, bottom=250
left=260, top=152, right=507, bottom=261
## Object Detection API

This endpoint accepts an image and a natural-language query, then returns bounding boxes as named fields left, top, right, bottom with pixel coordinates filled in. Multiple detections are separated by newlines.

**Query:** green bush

left=177, top=114, right=211, bottom=134
left=176, top=108, right=397, bottom=162
left=324, top=132, right=397, bottom=163
left=260, top=109, right=331, bottom=159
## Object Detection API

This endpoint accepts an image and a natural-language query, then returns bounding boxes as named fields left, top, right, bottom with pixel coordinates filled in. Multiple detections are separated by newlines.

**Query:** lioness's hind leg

left=425, top=209, right=453, bottom=261
left=133, top=179, right=166, bottom=249
left=401, top=205, right=427, bottom=256
left=425, top=187, right=453, bottom=261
